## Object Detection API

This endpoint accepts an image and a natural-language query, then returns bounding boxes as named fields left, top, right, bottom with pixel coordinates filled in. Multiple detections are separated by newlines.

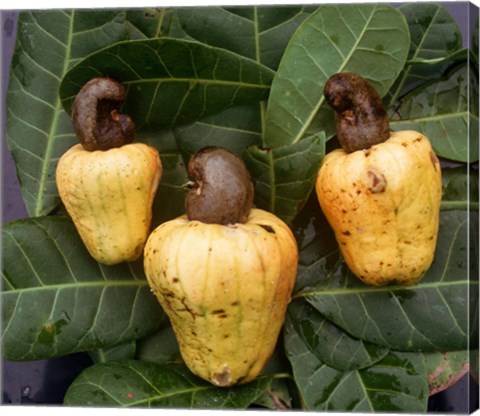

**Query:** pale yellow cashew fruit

left=144, top=147, right=298, bottom=387
left=316, top=73, right=442, bottom=286
left=57, top=143, right=161, bottom=265
left=56, top=77, right=162, bottom=265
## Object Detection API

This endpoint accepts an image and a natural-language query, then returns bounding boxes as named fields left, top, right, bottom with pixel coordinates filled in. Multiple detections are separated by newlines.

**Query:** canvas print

left=1, top=2, right=479, bottom=412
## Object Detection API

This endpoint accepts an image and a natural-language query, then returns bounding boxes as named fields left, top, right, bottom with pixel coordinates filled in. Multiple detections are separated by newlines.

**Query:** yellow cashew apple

left=316, top=72, right=442, bottom=286
left=56, top=77, right=162, bottom=265
left=144, top=147, right=298, bottom=386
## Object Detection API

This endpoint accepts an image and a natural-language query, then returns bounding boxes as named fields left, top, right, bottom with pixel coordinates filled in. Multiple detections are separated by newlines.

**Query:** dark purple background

left=1, top=3, right=479, bottom=410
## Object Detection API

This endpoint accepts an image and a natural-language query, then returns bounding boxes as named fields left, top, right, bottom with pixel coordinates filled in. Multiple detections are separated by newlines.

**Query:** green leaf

left=284, top=316, right=428, bottom=412
left=263, top=4, right=410, bottom=147
left=387, top=3, right=463, bottom=104
left=441, top=167, right=479, bottom=211
left=286, top=299, right=389, bottom=371
left=125, top=8, right=170, bottom=39
left=136, top=324, right=182, bottom=365
left=59, top=38, right=275, bottom=130
left=174, top=103, right=262, bottom=161
left=89, top=341, right=137, bottom=364
left=171, top=6, right=316, bottom=160
left=243, top=132, right=325, bottom=223
left=291, top=194, right=340, bottom=292
left=6, top=10, right=132, bottom=217
left=1, top=216, right=164, bottom=361
left=424, top=350, right=469, bottom=395
left=405, top=48, right=468, bottom=66
left=391, top=63, right=479, bottom=163
left=64, top=360, right=273, bottom=408
left=296, top=210, right=476, bottom=352
left=175, top=6, right=315, bottom=71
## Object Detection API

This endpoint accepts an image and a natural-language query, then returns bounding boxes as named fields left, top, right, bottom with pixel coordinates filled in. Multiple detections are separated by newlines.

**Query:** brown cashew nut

left=323, top=72, right=390, bottom=153
left=185, top=146, right=254, bottom=225
left=72, top=77, right=135, bottom=151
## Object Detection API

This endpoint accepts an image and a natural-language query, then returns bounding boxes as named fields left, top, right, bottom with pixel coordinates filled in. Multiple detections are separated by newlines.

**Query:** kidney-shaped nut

left=185, top=146, right=254, bottom=225
left=323, top=72, right=390, bottom=153
left=72, top=76, right=135, bottom=151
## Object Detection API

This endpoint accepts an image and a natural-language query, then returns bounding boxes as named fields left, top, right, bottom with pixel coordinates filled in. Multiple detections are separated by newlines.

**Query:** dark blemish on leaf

left=259, top=224, right=276, bottom=234
left=375, top=44, right=384, bottom=52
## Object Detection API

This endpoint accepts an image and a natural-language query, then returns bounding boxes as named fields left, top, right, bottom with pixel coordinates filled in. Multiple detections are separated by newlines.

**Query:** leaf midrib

left=2, top=279, right=148, bottom=295
left=294, top=279, right=475, bottom=298
left=34, top=11, right=75, bottom=217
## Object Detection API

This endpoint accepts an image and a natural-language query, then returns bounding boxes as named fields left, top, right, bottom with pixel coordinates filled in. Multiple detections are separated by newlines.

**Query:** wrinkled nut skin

left=144, top=208, right=298, bottom=386
left=316, top=131, right=442, bottom=286
left=186, top=147, right=254, bottom=225
left=56, top=143, right=162, bottom=265
left=324, top=72, right=390, bottom=153
left=72, top=77, right=135, bottom=151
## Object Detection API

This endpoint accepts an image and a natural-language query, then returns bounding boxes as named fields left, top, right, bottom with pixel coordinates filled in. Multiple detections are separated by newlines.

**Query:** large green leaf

left=243, top=132, right=325, bottom=223
left=297, top=210, right=476, bottom=352
left=174, top=103, right=262, bottom=162
left=1, top=216, right=164, bottom=361
left=387, top=3, right=463, bottom=105
left=63, top=360, right=273, bottom=408
left=391, top=63, right=479, bottom=163
left=6, top=10, right=132, bottom=217
left=175, top=6, right=315, bottom=71
left=263, top=4, right=410, bottom=148
left=170, top=6, right=316, bottom=162
left=59, top=38, right=275, bottom=130
left=287, top=299, right=389, bottom=371
left=284, top=315, right=428, bottom=412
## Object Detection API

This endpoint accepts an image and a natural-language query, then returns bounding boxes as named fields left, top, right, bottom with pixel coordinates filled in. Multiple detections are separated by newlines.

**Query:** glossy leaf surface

left=287, top=299, right=389, bottom=371
left=2, top=217, right=164, bottom=361
left=243, top=132, right=325, bottom=223
left=64, top=360, right=273, bottom=408
left=391, top=63, right=478, bottom=163
left=284, top=316, right=428, bottom=412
